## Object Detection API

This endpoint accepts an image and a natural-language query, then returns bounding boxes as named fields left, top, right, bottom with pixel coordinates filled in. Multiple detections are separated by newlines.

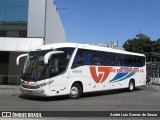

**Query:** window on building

left=0, top=0, right=28, bottom=37
left=19, top=31, right=27, bottom=37
left=0, top=31, right=7, bottom=37
left=0, top=51, right=9, bottom=63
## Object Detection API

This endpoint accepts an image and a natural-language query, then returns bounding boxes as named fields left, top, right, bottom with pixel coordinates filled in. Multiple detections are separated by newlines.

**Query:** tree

left=156, top=39, right=160, bottom=53
left=123, top=33, right=155, bottom=54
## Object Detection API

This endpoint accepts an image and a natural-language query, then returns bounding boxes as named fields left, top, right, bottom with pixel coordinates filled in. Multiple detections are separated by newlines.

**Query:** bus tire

left=128, top=80, right=135, bottom=92
left=69, top=83, right=82, bottom=99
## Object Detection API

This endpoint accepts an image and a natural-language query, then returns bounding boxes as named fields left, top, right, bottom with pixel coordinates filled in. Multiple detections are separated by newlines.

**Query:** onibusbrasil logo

left=90, top=66, right=144, bottom=83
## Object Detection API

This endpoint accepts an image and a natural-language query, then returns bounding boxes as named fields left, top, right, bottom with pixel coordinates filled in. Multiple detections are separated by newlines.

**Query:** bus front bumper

left=20, top=85, right=49, bottom=97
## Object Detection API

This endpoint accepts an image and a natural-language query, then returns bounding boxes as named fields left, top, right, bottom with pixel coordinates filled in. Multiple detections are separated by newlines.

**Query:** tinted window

left=72, top=49, right=91, bottom=68
left=0, top=51, right=9, bottom=63
left=105, top=53, right=117, bottom=66
left=0, top=0, right=28, bottom=37
left=22, top=48, right=75, bottom=81
left=105, top=53, right=145, bottom=67
left=72, top=48, right=145, bottom=68
left=91, top=51, right=105, bottom=66
left=49, top=48, right=74, bottom=77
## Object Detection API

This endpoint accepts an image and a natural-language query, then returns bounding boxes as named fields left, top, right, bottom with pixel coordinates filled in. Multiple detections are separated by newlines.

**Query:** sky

left=55, top=0, right=160, bottom=46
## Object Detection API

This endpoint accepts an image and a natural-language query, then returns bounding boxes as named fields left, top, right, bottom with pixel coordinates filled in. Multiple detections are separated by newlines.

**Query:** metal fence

left=147, top=62, right=160, bottom=85
left=151, top=68, right=160, bottom=84
left=0, top=75, right=21, bottom=85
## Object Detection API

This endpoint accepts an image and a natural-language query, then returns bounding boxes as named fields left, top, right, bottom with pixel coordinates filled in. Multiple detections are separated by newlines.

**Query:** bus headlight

left=21, top=84, right=40, bottom=89
left=39, top=83, right=46, bottom=88
left=39, top=80, right=54, bottom=88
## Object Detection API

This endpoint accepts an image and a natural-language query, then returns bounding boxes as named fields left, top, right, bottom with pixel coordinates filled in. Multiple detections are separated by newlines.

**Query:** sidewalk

left=0, top=85, right=20, bottom=89
left=151, top=78, right=160, bottom=86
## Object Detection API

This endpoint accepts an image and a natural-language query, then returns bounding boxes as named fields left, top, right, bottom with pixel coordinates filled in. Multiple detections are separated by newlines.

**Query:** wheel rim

left=130, top=82, right=133, bottom=90
left=70, top=86, right=79, bottom=97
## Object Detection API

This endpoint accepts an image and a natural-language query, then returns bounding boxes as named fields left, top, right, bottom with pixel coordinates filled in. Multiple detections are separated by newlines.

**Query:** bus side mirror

left=16, top=54, right=28, bottom=65
left=44, top=51, right=64, bottom=64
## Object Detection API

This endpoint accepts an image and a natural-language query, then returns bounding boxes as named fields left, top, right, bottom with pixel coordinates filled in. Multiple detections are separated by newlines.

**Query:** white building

left=0, top=0, right=66, bottom=81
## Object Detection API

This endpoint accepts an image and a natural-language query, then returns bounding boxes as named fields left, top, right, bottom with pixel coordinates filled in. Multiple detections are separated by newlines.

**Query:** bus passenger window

left=49, top=58, right=59, bottom=76
left=83, top=52, right=90, bottom=65
left=91, top=51, right=105, bottom=66
left=72, top=52, right=83, bottom=68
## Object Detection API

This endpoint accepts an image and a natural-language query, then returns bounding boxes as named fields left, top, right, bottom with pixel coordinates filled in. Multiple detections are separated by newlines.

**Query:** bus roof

left=32, top=43, right=77, bottom=51
left=32, top=43, right=145, bottom=57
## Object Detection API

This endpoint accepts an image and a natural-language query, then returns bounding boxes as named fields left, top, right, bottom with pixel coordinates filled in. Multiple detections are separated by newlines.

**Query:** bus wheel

left=69, top=83, right=82, bottom=99
left=128, top=80, right=135, bottom=92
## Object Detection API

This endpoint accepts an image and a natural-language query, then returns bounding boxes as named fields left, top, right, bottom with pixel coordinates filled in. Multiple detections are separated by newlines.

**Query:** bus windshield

left=21, top=48, right=74, bottom=81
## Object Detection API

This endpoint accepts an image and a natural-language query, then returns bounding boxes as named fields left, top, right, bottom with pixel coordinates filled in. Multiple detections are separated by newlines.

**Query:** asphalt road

left=0, top=85, right=160, bottom=112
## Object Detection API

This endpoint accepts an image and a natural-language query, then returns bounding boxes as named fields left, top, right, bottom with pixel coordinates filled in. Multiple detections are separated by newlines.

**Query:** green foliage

left=123, top=33, right=160, bottom=54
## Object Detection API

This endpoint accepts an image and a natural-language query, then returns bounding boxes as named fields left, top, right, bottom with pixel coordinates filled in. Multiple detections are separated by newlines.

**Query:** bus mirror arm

left=44, top=51, right=64, bottom=64
left=16, top=54, right=28, bottom=65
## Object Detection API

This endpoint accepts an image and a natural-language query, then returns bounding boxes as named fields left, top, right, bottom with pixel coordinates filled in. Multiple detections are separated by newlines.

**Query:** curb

left=152, top=82, right=160, bottom=86
left=0, top=85, right=20, bottom=89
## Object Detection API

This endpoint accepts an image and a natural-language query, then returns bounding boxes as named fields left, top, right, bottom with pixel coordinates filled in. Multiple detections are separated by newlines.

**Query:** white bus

left=17, top=43, right=146, bottom=99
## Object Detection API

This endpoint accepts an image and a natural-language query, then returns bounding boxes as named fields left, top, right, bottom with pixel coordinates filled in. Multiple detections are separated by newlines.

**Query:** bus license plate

left=27, top=91, right=32, bottom=94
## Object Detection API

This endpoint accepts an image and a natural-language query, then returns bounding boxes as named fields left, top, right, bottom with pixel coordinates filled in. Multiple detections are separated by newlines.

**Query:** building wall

left=27, top=0, right=45, bottom=38
left=0, top=0, right=28, bottom=37
left=0, top=63, right=8, bottom=75
left=0, top=51, right=9, bottom=75
left=0, top=0, right=66, bottom=77
left=8, top=52, right=26, bottom=75
left=45, top=0, right=66, bottom=43
left=0, top=37, right=43, bottom=76
left=0, top=37, right=44, bottom=52
left=27, top=0, right=66, bottom=43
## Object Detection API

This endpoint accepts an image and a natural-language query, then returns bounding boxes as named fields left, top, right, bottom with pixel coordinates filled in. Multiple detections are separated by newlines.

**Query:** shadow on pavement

left=82, top=87, right=142, bottom=98
left=18, top=87, right=143, bottom=101
left=19, top=94, right=69, bottom=101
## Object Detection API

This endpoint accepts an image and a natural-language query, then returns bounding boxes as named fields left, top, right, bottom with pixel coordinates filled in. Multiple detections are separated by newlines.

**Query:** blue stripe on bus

left=110, top=68, right=138, bottom=83
left=110, top=73, right=128, bottom=82
left=119, top=72, right=136, bottom=81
